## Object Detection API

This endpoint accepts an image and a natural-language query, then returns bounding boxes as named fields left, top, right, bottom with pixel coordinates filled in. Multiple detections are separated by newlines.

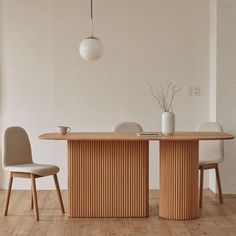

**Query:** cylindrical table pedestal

left=159, top=140, right=199, bottom=220
left=68, top=140, right=149, bottom=218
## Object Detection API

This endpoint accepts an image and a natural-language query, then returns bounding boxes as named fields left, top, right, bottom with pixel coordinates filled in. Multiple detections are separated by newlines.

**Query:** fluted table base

left=68, top=140, right=149, bottom=218
left=159, top=140, right=199, bottom=220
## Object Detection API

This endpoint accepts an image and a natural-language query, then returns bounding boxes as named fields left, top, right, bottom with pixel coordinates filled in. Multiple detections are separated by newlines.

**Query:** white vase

left=162, top=112, right=175, bottom=136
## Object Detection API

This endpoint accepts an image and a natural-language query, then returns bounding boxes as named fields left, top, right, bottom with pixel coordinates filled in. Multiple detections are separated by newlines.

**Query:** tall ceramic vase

left=162, top=112, right=175, bottom=136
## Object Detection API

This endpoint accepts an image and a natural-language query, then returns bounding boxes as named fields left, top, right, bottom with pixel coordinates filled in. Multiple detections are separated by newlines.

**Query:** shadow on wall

left=0, top=4, right=4, bottom=189
left=0, top=7, right=4, bottom=189
left=0, top=151, right=5, bottom=189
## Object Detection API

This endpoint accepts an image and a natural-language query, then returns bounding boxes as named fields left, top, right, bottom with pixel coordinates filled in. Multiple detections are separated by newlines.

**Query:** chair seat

left=4, top=163, right=59, bottom=177
left=199, top=159, right=221, bottom=166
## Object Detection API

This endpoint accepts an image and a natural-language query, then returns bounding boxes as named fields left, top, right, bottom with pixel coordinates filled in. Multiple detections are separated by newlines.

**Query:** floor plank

left=0, top=190, right=236, bottom=236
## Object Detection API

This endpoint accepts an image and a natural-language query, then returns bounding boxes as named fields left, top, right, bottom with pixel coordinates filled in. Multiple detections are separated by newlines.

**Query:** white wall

left=0, top=0, right=210, bottom=189
left=209, top=0, right=217, bottom=123
left=208, top=0, right=217, bottom=192
left=216, top=0, right=236, bottom=194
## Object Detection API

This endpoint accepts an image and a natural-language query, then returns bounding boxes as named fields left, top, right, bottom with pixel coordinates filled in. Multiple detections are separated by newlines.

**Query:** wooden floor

left=1, top=190, right=236, bottom=236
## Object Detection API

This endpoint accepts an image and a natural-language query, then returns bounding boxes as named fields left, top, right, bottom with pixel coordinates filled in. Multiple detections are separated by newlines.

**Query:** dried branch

left=148, top=83, right=166, bottom=111
left=148, top=82, right=181, bottom=112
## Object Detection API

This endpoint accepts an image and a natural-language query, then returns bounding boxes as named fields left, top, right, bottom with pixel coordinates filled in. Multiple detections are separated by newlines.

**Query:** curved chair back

left=196, top=122, right=224, bottom=164
left=113, top=122, right=143, bottom=132
left=3, top=126, right=33, bottom=167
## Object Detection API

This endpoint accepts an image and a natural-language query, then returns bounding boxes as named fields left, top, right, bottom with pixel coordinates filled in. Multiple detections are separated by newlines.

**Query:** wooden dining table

left=39, top=132, right=234, bottom=220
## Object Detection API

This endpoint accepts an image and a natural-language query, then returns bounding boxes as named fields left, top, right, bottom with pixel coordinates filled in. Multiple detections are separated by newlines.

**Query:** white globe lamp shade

left=79, top=37, right=103, bottom=61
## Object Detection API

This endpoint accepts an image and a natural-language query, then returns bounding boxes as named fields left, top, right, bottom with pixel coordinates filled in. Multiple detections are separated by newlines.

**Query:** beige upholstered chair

left=2, top=126, right=65, bottom=221
left=196, top=122, right=224, bottom=208
left=112, top=122, right=143, bottom=132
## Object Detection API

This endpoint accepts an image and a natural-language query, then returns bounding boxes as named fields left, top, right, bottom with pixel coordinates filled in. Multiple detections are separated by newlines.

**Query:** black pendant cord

left=91, top=0, right=94, bottom=37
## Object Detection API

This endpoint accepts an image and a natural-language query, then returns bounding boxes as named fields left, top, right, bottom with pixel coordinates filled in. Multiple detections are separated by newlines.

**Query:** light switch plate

left=193, top=86, right=200, bottom=96
left=185, top=85, right=200, bottom=96
left=186, top=86, right=193, bottom=96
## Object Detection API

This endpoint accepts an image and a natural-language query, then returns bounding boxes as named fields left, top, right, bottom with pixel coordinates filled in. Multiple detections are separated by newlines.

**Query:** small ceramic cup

left=57, top=126, right=71, bottom=135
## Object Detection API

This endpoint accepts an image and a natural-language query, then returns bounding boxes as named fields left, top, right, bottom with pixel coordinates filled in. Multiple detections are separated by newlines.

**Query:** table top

left=39, top=132, right=234, bottom=141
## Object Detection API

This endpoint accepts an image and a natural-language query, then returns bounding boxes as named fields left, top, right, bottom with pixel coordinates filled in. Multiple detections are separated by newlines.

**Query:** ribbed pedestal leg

left=68, top=140, right=149, bottom=218
left=159, top=140, right=199, bottom=220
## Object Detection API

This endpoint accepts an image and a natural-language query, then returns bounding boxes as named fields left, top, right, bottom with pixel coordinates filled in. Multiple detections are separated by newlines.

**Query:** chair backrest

left=112, top=122, right=143, bottom=132
left=195, top=122, right=224, bottom=163
left=3, top=126, right=33, bottom=167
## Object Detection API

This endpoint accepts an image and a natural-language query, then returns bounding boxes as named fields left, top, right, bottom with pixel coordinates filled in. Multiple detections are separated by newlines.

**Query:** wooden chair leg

left=4, top=174, right=13, bottom=216
left=53, top=174, right=65, bottom=214
left=30, top=184, right=34, bottom=209
left=31, top=174, right=39, bottom=221
left=215, top=164, right=223, bottom=203
left=199, top=167, right=204, bottom=208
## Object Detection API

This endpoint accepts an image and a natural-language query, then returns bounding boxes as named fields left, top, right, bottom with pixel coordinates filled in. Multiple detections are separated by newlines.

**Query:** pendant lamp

left=79, top=0, right=103, bottom=61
